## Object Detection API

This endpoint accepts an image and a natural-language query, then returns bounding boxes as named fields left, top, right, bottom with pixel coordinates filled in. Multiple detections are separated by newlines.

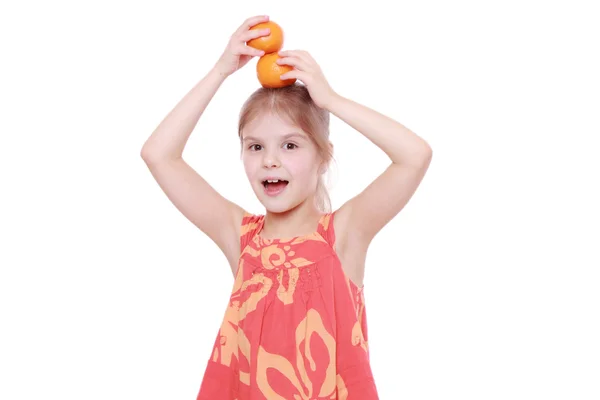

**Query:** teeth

left=267, top=180, right=279, bottom=183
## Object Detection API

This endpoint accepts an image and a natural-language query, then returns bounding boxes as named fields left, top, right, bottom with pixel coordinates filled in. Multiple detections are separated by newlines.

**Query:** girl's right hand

left=214, top=15, right=271, bottom=78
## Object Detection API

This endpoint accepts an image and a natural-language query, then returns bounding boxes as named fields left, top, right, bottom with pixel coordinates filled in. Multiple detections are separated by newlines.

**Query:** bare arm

left=330, top=94, right=432, bottom=246
left=276, top=50, right=432, bottom=247
left=141, top=67, right=226, bottom=161
left=141, top=15, right=270, bottom=273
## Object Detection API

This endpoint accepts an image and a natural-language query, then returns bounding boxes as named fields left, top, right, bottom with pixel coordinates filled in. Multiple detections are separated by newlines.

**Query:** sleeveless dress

left=196, top=211, right=379, bottom=399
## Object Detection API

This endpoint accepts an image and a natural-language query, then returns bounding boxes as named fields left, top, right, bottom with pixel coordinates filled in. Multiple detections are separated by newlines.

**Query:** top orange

left=246, top=21, right=284, bottom=54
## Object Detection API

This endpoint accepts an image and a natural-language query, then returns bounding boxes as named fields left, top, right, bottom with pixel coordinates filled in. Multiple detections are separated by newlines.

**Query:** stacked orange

left=246, top=21, right=296, bottom=88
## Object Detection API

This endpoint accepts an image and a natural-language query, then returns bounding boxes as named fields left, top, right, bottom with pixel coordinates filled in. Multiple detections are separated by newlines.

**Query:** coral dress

left=196, top=212, right=379, bottom=399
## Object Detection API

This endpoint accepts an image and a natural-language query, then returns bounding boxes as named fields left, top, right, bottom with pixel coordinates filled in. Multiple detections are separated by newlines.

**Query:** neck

left=261, top=200, right=324, bottom=239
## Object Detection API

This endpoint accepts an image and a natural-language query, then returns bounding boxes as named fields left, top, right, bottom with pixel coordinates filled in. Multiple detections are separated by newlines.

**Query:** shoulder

left=241, top=212, right=264, bottom=226
left=239, top=212, right=264, bottom=248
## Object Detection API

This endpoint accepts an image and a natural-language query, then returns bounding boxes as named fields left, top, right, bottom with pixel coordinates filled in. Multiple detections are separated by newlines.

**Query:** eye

left=249, top=144, right=262, bottom=151
left=284, top=142, right=298, bottom=150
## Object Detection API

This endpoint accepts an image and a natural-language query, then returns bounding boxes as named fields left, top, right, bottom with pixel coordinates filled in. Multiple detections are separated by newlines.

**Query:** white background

left=1, top=0, right=599, bottom=399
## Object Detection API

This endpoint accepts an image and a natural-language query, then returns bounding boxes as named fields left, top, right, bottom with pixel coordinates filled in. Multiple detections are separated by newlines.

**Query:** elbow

left=409, top=142, right=433, bottom=166
left=423, top=143, right=433, bottom=162
left=416, top=138, right=433, bottom=164
left=140, top=146, right=182, bottom=165
left=140, top=137, right=173, bottom=164
left=419, top=137, right=433, bottom=156
left=140, top=143, right=168, bottom=165
left=420, top=144, right=433, bottom=170
left=140, top=144, right=156, bottom=163
left=140, top=144, right=153, bottom=160
left=403, top=143, right=432, bottom=171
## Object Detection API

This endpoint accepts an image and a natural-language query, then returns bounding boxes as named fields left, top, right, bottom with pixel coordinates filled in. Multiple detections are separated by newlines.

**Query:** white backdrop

left=1, top=0, right=599, bottom=399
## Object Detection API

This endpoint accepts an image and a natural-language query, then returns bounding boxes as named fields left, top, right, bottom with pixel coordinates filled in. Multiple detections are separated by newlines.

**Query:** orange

left=256, top=52, right=296, bottom=88
left=246, top=21, right=284, bottom=54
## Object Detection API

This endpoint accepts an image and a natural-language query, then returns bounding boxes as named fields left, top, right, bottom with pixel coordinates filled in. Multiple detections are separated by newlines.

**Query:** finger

left=233, top=44, right=264, bottom=57
left=277, top=56, right=310, bottom=72
left=278, top=49, right=296, bottom=57
left=300, top=50, right=316, bottom=62
left=297, top=50, right=316, bottom=65
left=236, top=15, right=269, bottom=35
left=280, top=70, right=307, bottom=82
left=278, top=49, right=311, bottom=62
left=240, top=28, right=270, bottom=43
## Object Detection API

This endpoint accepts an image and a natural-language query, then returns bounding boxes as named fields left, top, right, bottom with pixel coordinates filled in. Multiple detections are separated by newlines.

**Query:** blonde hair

left=238, top=83, right=333, bottom=213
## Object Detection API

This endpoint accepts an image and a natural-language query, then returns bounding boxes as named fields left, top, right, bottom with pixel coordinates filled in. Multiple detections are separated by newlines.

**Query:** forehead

left=242, top=112, right=306, bottom=140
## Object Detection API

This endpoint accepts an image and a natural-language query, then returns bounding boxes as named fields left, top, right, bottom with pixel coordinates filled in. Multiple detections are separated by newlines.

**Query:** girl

left=141, top=15, right=432, bottom=400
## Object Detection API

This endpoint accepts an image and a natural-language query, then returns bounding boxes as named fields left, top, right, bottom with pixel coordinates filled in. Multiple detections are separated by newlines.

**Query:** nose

left=262, top=150, right=280, bottom=169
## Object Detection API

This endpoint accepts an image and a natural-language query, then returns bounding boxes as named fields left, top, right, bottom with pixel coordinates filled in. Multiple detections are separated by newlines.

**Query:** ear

left=318, top=158, right=329, bottom=175
left=318, top=141, right=334, bottom=174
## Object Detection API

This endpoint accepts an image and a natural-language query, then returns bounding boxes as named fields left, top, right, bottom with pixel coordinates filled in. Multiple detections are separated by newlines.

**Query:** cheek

left=242, top=157, right=257, bottom=179
left=286, top=155, right=320, bottom=182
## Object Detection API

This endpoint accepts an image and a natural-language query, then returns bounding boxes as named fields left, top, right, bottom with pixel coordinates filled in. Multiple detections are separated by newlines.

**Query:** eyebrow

left=242, top=132, right=307, bottom=142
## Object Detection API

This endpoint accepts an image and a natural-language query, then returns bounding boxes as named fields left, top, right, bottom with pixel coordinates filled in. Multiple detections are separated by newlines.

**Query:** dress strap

left=316, top=212, right=336, bottom=247
left=240, top=213, right=264, bottom=251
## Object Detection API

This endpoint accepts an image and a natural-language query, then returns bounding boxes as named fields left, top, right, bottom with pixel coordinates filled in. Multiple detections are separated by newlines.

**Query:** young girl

left=142, top=15, right=432, bottom=400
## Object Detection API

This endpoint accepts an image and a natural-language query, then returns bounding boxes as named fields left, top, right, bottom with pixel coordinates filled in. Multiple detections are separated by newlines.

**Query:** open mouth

left=262, top=179, right=289, bottom=187
left=262, top=179, right=289, bottom=196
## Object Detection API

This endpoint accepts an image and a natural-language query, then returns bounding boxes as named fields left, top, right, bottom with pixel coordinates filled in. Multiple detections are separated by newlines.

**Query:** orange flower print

left=256, top=308, right=336, bottom=399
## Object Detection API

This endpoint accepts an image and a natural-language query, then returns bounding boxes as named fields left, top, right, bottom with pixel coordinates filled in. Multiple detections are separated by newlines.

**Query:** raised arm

left=141, top=16, right=270, bottom=273
left=277, top=50, right=433, bottom=248
left=328, top=95, right=432, bottom=244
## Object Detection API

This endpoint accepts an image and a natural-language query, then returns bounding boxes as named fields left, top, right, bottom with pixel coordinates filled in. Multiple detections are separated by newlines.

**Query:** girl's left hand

left=277, top=50, right=338, bottom=109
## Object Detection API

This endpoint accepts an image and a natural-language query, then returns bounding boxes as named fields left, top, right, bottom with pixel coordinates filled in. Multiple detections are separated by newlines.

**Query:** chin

left=258, top=193, right=295, bottom=213
left=261, top=197, right=309, bottom=215
left=254, top=190, right=298, bottom=214
left=263, top=204, right=292, bottom=214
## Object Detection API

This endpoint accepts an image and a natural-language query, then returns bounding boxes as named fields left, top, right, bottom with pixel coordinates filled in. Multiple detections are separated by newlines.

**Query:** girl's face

left=241, top=112, right=322, bottom=214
